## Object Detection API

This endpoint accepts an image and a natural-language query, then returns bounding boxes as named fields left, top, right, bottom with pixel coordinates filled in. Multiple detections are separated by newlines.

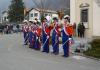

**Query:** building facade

left=1, top=11, right=9, bottom=23
left=70, top=0, right=100, bottom=38
left=25, top=8, right=58, bottom=22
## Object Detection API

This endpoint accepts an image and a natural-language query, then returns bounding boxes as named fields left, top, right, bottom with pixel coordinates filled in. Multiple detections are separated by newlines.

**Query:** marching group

left=22, top=16, right=75, bottom=57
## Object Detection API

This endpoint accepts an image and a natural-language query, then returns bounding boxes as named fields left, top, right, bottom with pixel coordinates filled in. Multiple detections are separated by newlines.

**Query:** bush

left=84, top=39, right=100, bottom=58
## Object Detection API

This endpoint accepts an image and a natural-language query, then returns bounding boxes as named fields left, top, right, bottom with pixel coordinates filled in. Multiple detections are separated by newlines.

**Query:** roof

left=2, top=11, right=8, bottom=14
left=27, top=8, right=57, bottom=14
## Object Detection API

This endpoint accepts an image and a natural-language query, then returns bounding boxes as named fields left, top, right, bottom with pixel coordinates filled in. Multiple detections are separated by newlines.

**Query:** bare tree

left=31, top=0, right=70, bottom=19
left=32, top=0, right=70, bottom=11
left=32, top=0, right=51, bottom=15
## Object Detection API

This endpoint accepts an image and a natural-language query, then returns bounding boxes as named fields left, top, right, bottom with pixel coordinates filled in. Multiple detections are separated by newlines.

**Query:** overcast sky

left=0, top=0, right=34, bottom=11
left=0, top=0, right=70, bottom=14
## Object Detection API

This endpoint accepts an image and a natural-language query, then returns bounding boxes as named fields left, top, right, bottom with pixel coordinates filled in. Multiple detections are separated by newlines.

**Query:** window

left=30, top=13, right=33, bottom=17
left=4, top=17, right=6, bottom=21
left=34, top=13, right=38, bottom=17
left=49, top=14, right=52, bottom=17
left=7, top=17, right=8, bottom=19
left=81, top=9, right=88, bottom=22
left=44, top=13, right=48, bottom=17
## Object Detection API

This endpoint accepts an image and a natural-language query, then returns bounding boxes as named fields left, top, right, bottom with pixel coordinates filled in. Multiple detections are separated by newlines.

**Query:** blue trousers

left=52, top=30, right=59, bottom=54
left=23, top=32, right=28, bottom=44
left=42, top=31, right=49, bottom=53
left=29, top=32, right=34, bottom=48
left=62, top=30, right=69, bottom=57
left=34, top=36, right=41, bottom=50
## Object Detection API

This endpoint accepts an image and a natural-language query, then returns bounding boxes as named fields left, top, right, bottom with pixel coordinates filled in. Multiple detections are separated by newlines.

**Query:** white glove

left=36, top=37, right=38, bottom=40
left=47, top=36, right=49, bottom=38
left=69, top=38, right=72, bottom=41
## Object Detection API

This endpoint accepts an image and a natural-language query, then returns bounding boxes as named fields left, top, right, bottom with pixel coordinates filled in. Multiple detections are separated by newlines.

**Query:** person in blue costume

left=34, top=21, right=41, bottom=50
left=52, top=17, right=61, bottom=55
left=28, top=21, right=34, bottom=48
left=22, top=21, right=29, bottom=45
left=62, top=16, right=70, bottom=57
left=28, top=21, right=37, bottom=49
left=30, top=21, right=37, bottom=49
left=42, top=18, right=52, bottom=53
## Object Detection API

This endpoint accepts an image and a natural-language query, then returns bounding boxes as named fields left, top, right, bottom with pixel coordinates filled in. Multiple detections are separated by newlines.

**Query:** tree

left=32, top=0, right=54, bottom=18
left=32, top=0, right=70, bottom=19
left=57, top=10, right=64, bottom=20
left=8, top=0, right=25, bottom=23
left=59, top=0, right=70, bottom=15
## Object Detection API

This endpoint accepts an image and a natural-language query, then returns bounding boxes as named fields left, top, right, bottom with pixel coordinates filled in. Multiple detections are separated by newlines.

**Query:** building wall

left=70, top=0, right=76, bottom=24
left=93, top=0, right=100, bottom=36
left=29, top=9, right=40, bottom=21
left=28, top=9, right=59, bottom=22
left=70, top=0, right=93, bottom=38
left=2, top=12, right=9, bottom=23
left=52, top=13, right=58, bottom=18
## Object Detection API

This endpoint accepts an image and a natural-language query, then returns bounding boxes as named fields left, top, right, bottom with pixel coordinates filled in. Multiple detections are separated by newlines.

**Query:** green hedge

left=84, top=39, right=100, bottom=58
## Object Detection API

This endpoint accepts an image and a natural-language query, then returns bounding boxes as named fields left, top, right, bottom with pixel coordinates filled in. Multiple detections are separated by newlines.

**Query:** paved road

left=0, top=33, right=100, bottom=70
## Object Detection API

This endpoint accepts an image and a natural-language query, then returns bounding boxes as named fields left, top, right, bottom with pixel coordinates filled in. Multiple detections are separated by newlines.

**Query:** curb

left=72, top=52, right=100, bottom=61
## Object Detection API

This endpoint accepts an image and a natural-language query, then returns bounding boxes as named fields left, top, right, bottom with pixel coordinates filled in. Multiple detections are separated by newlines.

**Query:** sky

left=0, top=0, right=70, bottom=14
left=0, top=0, right=33, bottom=11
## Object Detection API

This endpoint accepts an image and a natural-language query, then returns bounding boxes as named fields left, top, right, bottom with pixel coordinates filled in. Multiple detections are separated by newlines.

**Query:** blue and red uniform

left=52, top=23, right=61, bottom=55
left=30, top=24, right=37, bottom=49
left=62, top=23, right=69, bottom=57
left=28, top=24, right=34, bottom=48
left=42, top=22, right=52, bottom=53
left=34, top=25, right=42, bottom=50
left=22, top=24, right=29, bottom=45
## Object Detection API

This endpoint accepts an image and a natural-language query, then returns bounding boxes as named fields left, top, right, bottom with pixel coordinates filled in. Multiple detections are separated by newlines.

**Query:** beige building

left=70, top=0, right=100, bottom=38
left=25, top=8, right=58, bottom=22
